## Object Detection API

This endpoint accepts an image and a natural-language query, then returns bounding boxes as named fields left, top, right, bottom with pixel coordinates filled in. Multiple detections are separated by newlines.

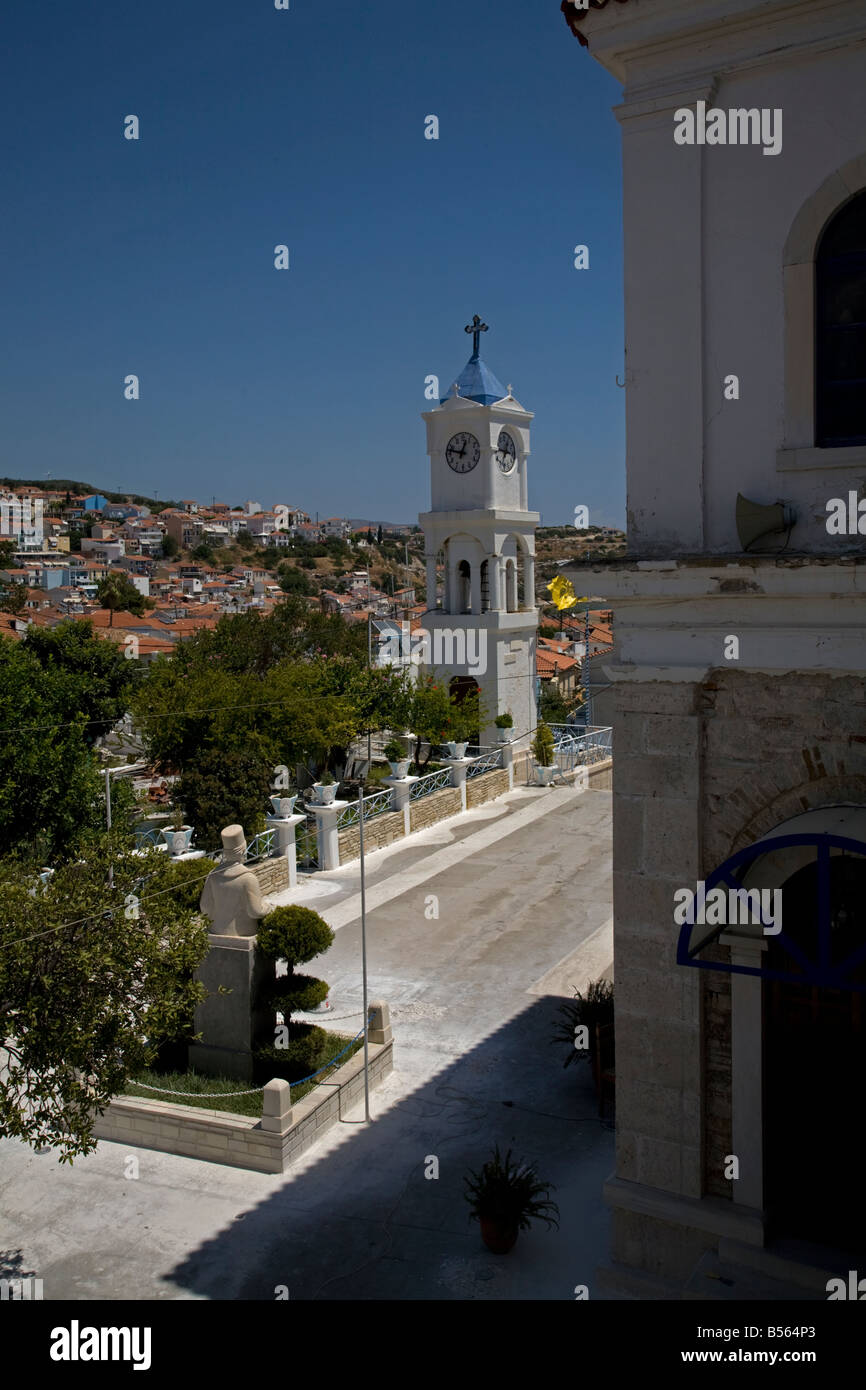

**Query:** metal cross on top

left=464, top=314, right=489, bottom=356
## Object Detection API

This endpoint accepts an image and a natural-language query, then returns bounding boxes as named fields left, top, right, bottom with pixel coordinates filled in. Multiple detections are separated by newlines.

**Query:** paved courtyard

left=0, top=780, right=614, bottom=1301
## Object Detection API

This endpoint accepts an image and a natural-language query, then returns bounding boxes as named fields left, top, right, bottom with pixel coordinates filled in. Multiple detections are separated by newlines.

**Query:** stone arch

left=441, top=533, right=484, bottom=614
left=783, top=154, right=866, bottom=267
left=500, top=533, right=529, bottom=610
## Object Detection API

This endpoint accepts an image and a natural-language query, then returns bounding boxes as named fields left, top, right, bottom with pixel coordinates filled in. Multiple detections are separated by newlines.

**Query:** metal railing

left=134, top=827, right=163, bottom=850
left=244, top=829, right=276, bottom=861
left=550, top=725, right=613, bottom=772
left=410, top=766, right=453, bottom=800
left=336, top=787, right=395, bottom=829
left=295, top=823, right=319, bottom=870
left=465, top=748, right=504, bottom=779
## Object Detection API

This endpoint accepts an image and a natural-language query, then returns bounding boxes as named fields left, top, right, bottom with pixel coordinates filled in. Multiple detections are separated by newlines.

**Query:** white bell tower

left=419, top=316, right=539, bottom=748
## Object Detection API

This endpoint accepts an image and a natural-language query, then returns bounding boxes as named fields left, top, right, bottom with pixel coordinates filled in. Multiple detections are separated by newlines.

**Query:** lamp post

left=357, top=775, right=371, bottom=1123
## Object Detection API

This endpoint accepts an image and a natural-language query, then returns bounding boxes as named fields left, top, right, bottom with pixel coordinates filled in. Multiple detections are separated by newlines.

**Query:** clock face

left=445, top=432, right=481, bottom=473
left=496, top=431, right=517, bottom=473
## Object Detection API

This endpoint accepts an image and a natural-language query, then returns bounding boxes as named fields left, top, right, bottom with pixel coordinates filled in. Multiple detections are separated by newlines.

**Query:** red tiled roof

left=85, top=609, right=153, bottom=628
left=537, top=647, right=578, bottom=677
left=0, top=611, right=27, bottom=638
left=560, top=0, right=632, bottom=48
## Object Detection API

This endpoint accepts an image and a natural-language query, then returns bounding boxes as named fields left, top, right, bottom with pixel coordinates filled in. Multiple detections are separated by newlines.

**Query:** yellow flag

left=546, top=575, right=580, bottom=612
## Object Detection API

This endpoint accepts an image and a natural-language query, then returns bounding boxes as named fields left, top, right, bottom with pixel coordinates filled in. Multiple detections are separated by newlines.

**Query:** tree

left=0, top=841, right=209, bottom=1160
left=278, top=564, right=314, bottom=597
left=0, top=540, right=16, bottom=564
left=255, top=905, right=334, bottom=1080
left=406, top=676, right=485, bottom=769
left=539, top=682, right=570, bottom=726
left=235, top=529, right=256, bottom=552
left=2, top=582, right=28, bottom=615
left=23, top=621, right=137, bottom=747
left=97, top=573, right=146, bottom=623
left=0, top=624, right=136, bottom=863
left=377, top=524, right=383, bottom=544
left=176, top=749, right=272, bottom=850
left=161, top=534, right=180, bottom=559
left=191, top=543, right=215, bottom=564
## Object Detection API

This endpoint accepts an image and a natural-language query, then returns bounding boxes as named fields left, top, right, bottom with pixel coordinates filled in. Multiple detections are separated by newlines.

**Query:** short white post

left=368, top=1001, right=392, bottom=1046
left=383, top=774, right=417, bottom=836
left=261, top=1078, right=293, bottom=1134
left=501, top=741, right=514, bottom=791
left=307, top=799, right=349, bottom=871
left=266, top=812, right=306, bottom=888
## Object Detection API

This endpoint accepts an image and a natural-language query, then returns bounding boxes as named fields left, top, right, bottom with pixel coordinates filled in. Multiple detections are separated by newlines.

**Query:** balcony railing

left=466, top=748, right=503, bottom=779
left=410, top=766, right=452, bottom=800
left=336, top=787, right=395, bottom=829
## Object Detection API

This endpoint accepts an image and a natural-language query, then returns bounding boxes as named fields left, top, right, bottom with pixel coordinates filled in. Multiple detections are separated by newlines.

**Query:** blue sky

left=0, top=1, right=625, bottom=527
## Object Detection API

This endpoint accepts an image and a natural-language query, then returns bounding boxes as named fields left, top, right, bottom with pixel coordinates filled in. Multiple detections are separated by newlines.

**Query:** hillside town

left=0, top=481, right=621, bottom=718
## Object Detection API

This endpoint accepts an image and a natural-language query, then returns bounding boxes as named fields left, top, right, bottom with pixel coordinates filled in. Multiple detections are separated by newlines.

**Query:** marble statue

left=199, top=825, right=269, bottom=938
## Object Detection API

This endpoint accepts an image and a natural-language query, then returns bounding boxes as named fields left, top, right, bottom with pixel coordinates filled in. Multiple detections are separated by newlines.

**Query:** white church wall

left=615, top=4, right=866, bottom=557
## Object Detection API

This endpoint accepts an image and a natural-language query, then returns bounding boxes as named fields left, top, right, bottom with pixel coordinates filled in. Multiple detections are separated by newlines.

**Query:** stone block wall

left=338, top=809, right=405, bottom=863
left=93, top=1040, right=393, bottom=1173
left=609, top=666, right=866, bottom=1284
left=253, top=857, right=289, bottom=895
left=466, top=768, right=509, bottom=808
left=611, top=679, right=703, bottom=1211
left=409, top=785, right=462, bottom=833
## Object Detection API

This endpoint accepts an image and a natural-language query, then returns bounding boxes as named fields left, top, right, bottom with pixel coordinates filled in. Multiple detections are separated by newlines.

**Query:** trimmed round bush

left=260, top=973, right=329, bottom=1016
left=257, top=905, right=334, bottom=968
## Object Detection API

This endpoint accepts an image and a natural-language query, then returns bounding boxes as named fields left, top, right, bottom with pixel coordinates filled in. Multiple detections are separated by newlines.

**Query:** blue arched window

left=815, top=189, right=866, bottom=446
left=677, top=829, right=866, bottom=991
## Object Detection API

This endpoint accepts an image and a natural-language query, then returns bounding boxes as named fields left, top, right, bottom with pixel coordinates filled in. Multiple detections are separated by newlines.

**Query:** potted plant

left=161, top=803, right=194, bottom=855
left=310, top=769, right=338, bottom=805
left=551, top=979, right=615, bottom=1112
left=464, top=1146, right=560, bottom=1254
left=532, top=721, right=557, bottom=785
left=269, top=793, right=298, bottom=818
left=383, top=739, right=410, bottom=780
left=494, top=712, right=514, bottom=743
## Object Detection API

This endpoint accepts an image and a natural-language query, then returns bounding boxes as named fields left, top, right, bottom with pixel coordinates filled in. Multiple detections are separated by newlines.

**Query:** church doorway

left=762, top=847, right=866, bottom=1252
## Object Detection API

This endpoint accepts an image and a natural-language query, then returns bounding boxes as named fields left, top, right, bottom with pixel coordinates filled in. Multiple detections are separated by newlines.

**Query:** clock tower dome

left=419, top=316, right=539, bottom=749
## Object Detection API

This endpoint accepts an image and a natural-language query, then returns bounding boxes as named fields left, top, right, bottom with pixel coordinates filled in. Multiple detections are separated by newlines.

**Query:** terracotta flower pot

left=479, top=1219, right=519, bottom=1254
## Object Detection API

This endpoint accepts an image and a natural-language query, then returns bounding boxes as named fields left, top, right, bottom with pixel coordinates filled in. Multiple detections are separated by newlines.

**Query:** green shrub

left=255, top=1023, right=329, bottom=1080
left=260, top=973, right=329, bottom=1015
left=532, top=721, right=555, bottom=767
left=551, top=978, right=614, bottom=1068
left=255, top=905, right=335, bottom=1083
left=165, top=856, right=219, bottom=913
left=257, top=905, right=334, bottom=967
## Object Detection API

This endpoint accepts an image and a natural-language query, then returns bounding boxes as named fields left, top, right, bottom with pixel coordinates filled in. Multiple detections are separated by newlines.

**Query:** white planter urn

left=270, top=794, right=298, bottom=817
left=496, top=726, right=513, bottom=743
left=453, top=741, right=468, bottom=759
left=388, top=759, right=411, bottom=780
left=312, top=783, right=338, bottom=805
left=161, top=825, right=194, bottom=854
left=534, top=765, right=557, bottom=786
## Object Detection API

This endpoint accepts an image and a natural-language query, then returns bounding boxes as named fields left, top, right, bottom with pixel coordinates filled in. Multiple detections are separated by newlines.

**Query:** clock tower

left=419, top=316, right=539, bottom=749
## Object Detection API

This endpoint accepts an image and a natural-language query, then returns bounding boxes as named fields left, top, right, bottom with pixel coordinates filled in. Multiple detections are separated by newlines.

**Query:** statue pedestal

left=189, top=933, right=272, bottom=1081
